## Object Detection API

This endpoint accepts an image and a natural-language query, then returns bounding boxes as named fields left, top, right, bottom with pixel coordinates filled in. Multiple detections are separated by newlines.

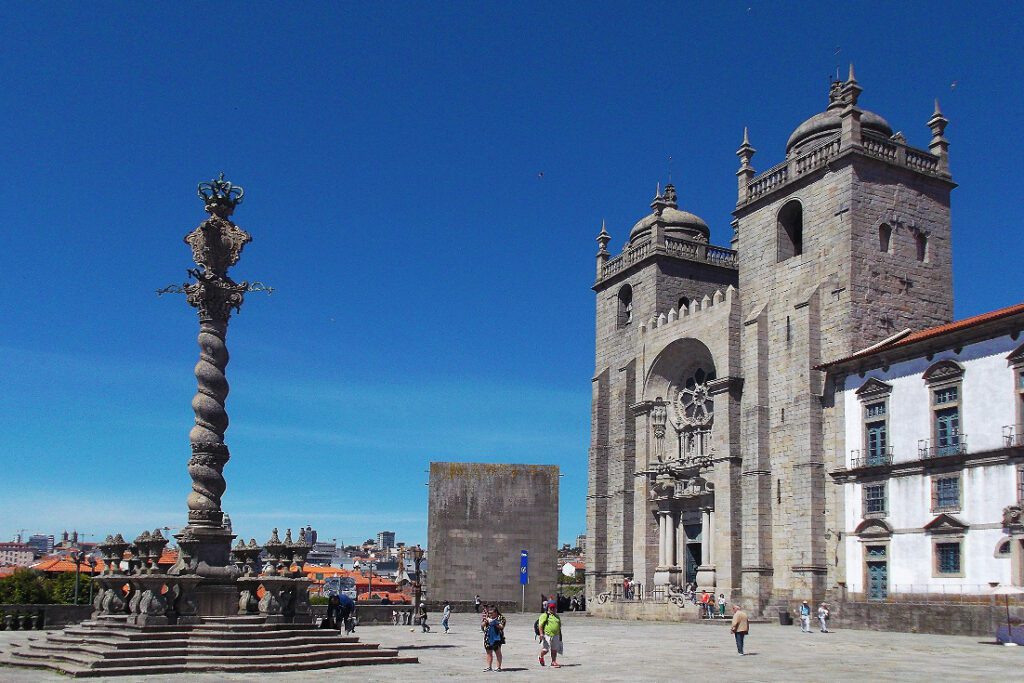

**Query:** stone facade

left=588, top=71, right=957, bottom=616
left=427, top=462, right=558, bottom=605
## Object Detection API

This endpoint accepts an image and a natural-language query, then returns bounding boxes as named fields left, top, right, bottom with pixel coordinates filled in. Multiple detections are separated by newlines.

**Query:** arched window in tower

left=777, top=199, right=804, bottom=262
left=617, top=284, right=633, bottom=328
left=916, top=232, right=929, bottom=262
left=678, top=296, right=690, bottom=313
left=879, top=223, right=892, bottom=253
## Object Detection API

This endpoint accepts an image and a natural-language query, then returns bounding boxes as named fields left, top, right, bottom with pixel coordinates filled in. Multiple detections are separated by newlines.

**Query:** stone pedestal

left=653, top=566, right=682, bottom=587
left=695, top=565, right=716, bottom=590
left=127, top=576, right=171, bottom=627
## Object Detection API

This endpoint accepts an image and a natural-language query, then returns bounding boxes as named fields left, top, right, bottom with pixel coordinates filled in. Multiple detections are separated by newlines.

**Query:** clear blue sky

left=1, top=2, right=1021, bottom=549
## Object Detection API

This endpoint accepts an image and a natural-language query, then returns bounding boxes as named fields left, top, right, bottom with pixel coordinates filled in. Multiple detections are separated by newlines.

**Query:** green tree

left=0, top=569, right=52, bottom=604
left=49, top=572, right=92, bottom=604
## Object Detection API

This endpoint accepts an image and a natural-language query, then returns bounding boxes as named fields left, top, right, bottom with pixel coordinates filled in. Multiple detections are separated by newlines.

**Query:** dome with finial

left=786, top=68, right=892, bottom=155
left=628, top=183, right=710, bottom=245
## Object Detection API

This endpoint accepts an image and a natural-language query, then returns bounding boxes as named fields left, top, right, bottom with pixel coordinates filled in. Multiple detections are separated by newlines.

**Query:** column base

left=696, top=565, right=716, bottom=590
left=653, top=567, right=682, bottom=587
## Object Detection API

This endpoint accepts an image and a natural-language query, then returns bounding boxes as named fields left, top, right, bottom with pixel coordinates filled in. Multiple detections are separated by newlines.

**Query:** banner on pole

left=520, top=549, right=529, bottom=585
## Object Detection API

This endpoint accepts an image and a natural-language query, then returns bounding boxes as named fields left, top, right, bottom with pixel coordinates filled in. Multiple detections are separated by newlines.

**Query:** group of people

left=682, top=584, right=727, bottom=619
left=621, top=576, right=636, bottom=600
left=475, top=597, right=565, bottom=672
left=799, top=600, right=831, bottom=633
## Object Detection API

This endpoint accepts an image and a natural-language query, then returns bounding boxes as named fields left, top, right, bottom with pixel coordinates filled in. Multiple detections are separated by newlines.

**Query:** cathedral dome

left=786, top=80, right=892, bottom=155
left=628, top=185, right=710, bottom=244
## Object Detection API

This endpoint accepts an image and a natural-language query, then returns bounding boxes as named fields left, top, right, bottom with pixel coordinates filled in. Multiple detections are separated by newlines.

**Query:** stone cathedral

left=587, top=69, right=955, bottom=613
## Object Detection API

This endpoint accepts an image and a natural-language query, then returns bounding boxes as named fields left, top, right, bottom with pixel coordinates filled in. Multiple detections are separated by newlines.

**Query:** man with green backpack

left=535, top=601, right=563, bottom=668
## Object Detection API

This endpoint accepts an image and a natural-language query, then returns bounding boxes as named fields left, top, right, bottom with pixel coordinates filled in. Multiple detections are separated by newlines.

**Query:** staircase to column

left=1, top=615, right=417, bottom=677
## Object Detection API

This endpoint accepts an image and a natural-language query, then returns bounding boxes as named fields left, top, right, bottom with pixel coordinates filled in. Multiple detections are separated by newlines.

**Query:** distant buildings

left=377, top=531, right=396, bottom=549
left=575, top=534, right=586, bottom=552
left=27, top=534, right=54, bottom=556
left=0, top=543, right=35, bottom=566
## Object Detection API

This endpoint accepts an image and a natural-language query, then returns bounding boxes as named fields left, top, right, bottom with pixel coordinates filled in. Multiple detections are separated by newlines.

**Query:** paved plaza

left=2, top=613, right=1022, bottom=682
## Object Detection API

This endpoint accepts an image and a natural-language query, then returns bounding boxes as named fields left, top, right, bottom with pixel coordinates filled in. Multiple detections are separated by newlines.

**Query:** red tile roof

left=821, top=302, right=1024, bottom=368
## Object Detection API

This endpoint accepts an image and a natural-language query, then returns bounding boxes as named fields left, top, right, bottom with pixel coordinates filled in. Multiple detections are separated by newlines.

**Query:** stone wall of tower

left=735, top=163, right=857, bottom=609
left=848, top=160, right=954, bottom=344
left=734, top=151, right=955, bottom=611
left=589, top=256, right=737, bottom=595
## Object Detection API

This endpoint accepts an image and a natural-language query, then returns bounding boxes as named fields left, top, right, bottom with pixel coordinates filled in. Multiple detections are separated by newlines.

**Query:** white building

left=0, top=542, right=36, bottom=566
left=824, top=303, right=1024, bottom=599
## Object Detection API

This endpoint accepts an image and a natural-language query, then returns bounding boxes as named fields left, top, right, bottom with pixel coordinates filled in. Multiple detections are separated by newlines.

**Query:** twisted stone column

left=187, top=318, right=231, bottom=527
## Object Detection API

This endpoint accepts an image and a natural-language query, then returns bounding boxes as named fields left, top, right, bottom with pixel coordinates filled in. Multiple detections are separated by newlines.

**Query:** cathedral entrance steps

left=1, top=617, right=417, bottom=677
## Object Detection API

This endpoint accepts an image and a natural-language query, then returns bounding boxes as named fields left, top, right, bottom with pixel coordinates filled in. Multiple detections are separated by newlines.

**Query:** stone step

left=0, top=653, right=418, bottom=678
left=24, top=639, right=381, bottom=660
left=61, top=627, right=351, bottom=643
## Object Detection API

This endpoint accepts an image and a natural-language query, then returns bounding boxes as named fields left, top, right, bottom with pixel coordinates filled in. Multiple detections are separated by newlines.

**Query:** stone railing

left=601, top=239, right=651, bottom=278
left=742, top=131, right=943, bottom=206
left=794, top=135, right=842, bottom=176
left=746, top=160, right=788, bottom=202
left=600, top=237, right=736, bottom=281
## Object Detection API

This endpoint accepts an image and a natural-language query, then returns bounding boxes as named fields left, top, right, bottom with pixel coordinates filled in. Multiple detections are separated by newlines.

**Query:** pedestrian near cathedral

left=475, top=595, right=482, bottom=613
left=537, top=601, right=564, bottom=668
left=718, top=593, right=727, bottom=618
left=730, top=605, right=749, bottom=655
left=441, top=600, right=451, bottom=634
left=481, top=606, right=505, bottom=672
left=818, top=602, right=830, bottom=633
left=799, top=600, right=812, bottom=633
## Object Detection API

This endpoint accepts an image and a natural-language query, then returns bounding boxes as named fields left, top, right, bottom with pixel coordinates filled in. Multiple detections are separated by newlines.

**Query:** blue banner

left=520, top=549, right=529, bottom=585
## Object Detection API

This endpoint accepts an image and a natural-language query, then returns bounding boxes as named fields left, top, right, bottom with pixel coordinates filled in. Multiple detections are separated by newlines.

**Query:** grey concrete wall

left=829, top=601, right=1023, bottom=637
left=427, top=462, right=558, bottom=605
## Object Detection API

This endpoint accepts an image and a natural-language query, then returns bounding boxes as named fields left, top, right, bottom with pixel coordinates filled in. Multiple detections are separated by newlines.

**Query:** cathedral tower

left=733, top=68, right=955, bottom=609
left=589, top=185, right=738, bottom=597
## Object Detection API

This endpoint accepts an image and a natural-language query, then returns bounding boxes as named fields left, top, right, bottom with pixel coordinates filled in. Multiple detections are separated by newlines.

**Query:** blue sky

left=1, top=2, right=1022, bottom=549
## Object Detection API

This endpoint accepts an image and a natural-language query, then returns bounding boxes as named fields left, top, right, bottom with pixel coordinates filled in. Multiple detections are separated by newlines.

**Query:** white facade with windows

left=828, top=310, right=1024, bottom=599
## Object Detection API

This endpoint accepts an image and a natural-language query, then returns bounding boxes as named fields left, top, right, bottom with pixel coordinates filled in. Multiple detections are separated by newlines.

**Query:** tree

left=0, top=569, right=51, bottom=604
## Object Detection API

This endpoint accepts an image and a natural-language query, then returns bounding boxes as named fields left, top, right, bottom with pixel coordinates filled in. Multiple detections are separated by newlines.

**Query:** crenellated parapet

left=640, top=285, right=739, bottom=336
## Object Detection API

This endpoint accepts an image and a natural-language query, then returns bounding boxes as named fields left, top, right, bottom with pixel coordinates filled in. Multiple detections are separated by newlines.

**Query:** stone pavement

left=2, top=612, right=1022, bottom=681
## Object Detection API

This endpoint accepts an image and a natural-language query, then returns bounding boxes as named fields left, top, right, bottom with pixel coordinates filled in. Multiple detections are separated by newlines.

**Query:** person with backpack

left=536, top=601, right=563, bottom=668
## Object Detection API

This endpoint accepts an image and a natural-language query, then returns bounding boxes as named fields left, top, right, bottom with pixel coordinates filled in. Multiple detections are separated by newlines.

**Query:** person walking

left=419, top=603, right=431, bottom=633
left=481, top=606, right=505, bottom=672
left=730, top=604, right=749, bottom=655
left=799, top=600, right=812, bottom=633
left=474, top=595, right=482, bottom=613
left=718, top=593, right=727, bottom=618
left=441, top=600, right=451, bottom=634
left=537, top=601, right=564, bottom=668
left=818, top=602, right=830, bottom=633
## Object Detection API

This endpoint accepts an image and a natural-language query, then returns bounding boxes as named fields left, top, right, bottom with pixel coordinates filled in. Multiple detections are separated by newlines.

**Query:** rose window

left=676, top=368, right=715, bottom=426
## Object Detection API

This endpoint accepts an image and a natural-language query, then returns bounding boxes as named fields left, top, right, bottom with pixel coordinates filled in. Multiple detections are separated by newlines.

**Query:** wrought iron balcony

left=917, top=436, right=968, bottom=459
left=1004, top=424, right=1024, bottom=448
left=849, top=447, right=894, bottom=469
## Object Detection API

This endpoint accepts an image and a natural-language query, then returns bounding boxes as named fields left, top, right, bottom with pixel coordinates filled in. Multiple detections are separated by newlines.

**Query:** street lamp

left=410, top=545, right=425, bottom=616
left=86, top=555, right=98, bottom=605
left=354, top=554, right=376, bottom=601
left=70, top=549, right=83, bottom=605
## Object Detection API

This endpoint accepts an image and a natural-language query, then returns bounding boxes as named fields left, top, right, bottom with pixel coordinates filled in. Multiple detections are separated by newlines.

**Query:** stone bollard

left=5, top=612, right=18, bottom=630
left=20, top=612, right=34, bottom=630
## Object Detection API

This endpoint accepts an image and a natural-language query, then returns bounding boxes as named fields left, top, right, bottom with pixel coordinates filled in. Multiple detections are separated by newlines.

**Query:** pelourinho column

left=172, top=174, right=251, bottom=594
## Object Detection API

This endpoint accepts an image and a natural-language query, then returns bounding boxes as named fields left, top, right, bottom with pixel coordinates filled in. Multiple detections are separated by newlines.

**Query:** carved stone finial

left=662, top=183, right=678, bottom=207
left=847, top=62, right=857, bottom=83
left=197, top=173, right=244, bottom=218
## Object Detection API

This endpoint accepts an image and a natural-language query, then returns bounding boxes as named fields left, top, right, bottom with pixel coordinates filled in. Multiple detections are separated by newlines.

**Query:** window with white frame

left=855, top=379, right=893, bottom=467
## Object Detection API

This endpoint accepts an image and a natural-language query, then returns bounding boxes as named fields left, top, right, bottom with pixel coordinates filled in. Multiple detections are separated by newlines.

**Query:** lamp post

left=410, top=544, right=425, bottom=616
left=86, top=556, right=98, bottom=605
left=70, top=549, right=83, bottom=605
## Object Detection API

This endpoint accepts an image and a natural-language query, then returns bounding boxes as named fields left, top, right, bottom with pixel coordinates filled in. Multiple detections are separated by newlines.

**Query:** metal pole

left=73, top=557, right=81, bottom=605
left=521, top=584, right=525, bottom=613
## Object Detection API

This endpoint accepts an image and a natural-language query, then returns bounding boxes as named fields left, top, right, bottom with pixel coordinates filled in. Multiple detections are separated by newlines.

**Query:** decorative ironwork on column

left=180, top=174, right=252, bottom=529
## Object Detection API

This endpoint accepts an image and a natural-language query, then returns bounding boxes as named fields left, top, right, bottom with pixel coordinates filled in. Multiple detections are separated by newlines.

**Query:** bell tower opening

left=777, top=199, right=803, bottom=261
